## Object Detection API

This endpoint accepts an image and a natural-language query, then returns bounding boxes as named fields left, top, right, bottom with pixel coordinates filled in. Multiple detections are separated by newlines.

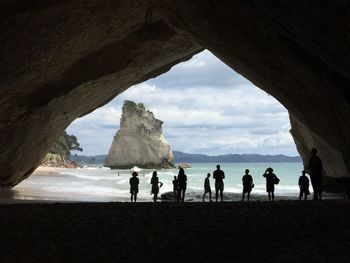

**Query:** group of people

left=200, top=166, right=279, bottom=202
left=129, top=148, right=325, bottom=203
left=172, top=168, right=188, bottom=202
left=129, top=171, right=164, bottom=202
left=129, top=165, right=226, bottom=203
left=174, top=165, right=226, bottom=203
left=240, top=148, right=324, bottom=202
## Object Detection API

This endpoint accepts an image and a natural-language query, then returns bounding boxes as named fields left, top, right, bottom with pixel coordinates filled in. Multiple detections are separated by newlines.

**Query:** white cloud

left=67, top=50, right=298, bottom=156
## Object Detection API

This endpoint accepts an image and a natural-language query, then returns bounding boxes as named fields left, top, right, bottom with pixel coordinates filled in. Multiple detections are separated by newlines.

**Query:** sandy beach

left=33, top=165, right=74, bottom=175
left=0, top=201, right=349, bottom=262
left=0, top=166, right=80, bottom=204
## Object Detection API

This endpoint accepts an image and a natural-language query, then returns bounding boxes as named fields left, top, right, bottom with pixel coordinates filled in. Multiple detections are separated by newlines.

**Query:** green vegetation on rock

left=123, top=100, right=146, bottom=110
left=49, top=131, right=83, bottom=161
left=137, top=102, right=145, bottom=110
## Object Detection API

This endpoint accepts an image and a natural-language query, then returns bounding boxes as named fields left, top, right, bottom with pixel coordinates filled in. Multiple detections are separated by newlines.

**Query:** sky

left=67, top=50, right=299, bottom=157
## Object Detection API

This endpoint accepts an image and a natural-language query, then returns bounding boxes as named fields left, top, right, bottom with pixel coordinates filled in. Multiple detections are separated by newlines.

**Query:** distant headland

left=72, top=151, right=301, bottom=165
left=172, top=151, right=302, bottom=163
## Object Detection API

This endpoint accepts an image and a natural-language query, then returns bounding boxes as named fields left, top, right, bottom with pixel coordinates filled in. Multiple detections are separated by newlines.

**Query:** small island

left=104, top=101, right=175, bottom=169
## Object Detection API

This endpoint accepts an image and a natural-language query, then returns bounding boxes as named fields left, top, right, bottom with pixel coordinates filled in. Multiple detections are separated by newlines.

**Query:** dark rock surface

left=1, top=1, right=349, bottom=187
left=160, top=191, right=176, bottom=201
left=0, top=202, right=349, bottom=262
left=0, top=1, right=201, bottom=187
left=156, top=1, right=350, bottom=179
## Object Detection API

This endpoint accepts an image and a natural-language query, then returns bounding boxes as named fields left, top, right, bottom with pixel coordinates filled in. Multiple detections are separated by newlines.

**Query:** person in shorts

left=213, top=165, right=225, bottom=202
left=242, top=169, right=254, bottom=202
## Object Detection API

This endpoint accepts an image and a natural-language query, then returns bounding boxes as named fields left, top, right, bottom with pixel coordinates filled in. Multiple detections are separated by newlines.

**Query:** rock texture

left=178, top=163, right=192, bottom=169
left=104, top=101, right=175, bottom=169
left=41, top=153, right=80, bottom=168
left=0, top=1, right=201, bottom=187
left=0, top=1, right=349, bottom=187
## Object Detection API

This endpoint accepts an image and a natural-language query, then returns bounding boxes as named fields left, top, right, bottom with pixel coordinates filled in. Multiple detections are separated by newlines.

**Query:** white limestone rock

left=104, top=101, right=175, bottom=169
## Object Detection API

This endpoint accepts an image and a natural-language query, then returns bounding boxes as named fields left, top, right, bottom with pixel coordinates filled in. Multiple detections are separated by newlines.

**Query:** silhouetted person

left=177, top=168, right=187, bottom=202
left=129, top=172, right=139, bottom=202
left=345, top=187, right=350, bottom=199
left=306, top=148, right=323, bottom=200
left=172, top=176, right=179, bottom=200
left=242, top=169, right=253, bottom=202
left=298, top=170, right=310, bottom=201
left=344, top=180, right=350, bottom=199
left=202, top=173, right=212, bottom=202
left=263, top=167, right=279, bottom=201
left=151, top=171, right=163, bottom=202
left=213, top=164, right=225, bottom=202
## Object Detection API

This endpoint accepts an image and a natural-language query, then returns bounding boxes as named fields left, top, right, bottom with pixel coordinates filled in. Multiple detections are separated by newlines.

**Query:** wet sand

left=1, top=166, right=85, bottom=203
left=0, top=201, right=349, bottom=262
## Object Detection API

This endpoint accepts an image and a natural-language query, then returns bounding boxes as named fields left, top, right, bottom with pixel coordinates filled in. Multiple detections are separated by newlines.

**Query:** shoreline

left=0, top=166, right=343, bottom=204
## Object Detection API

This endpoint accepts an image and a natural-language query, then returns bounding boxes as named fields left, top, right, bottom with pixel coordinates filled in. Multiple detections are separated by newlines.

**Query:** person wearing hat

left=129, top=171, right=139, bottom=202
left=242, top=169, right=254, bottom=202
left=263, top=167, right=279, bottom=201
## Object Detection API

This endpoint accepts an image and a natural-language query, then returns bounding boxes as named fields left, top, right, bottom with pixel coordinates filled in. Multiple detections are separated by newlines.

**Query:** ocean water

left=11, top=162, right=313, bottom=202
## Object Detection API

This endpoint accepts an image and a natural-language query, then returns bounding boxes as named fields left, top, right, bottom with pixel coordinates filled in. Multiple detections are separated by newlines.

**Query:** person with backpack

left=242, top=169, right=254, bottom=202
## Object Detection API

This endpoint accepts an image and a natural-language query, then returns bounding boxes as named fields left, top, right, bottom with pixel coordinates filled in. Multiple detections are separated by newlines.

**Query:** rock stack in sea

left=104, top=101, right=175, bottom=169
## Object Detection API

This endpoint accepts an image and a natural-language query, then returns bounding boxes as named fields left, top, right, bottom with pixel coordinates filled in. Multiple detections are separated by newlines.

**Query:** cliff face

left=0, top=1, right=349, bottom=187
left=104, top=101, right=175, bottom=169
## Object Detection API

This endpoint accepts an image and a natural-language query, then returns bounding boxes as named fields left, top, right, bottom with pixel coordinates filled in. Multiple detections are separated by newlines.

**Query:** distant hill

left=172, top=151, right=301, bottom=163
left=71, top=151, right=301, bottom=165
left=71, top=155, right=107, bottom=165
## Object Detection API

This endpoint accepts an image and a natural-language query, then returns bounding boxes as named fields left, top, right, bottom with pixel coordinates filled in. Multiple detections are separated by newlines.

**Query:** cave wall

left=0, top=0, right=349, bottom=187
left=156, top=0, right=350, bottom=178
left=0, top=0, right=202, bottom=187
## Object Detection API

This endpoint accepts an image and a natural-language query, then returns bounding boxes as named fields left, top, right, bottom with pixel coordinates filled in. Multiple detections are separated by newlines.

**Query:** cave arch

left=70, top=50, right=296, bottom=159
left=1, top=1, right=349, bottom=187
